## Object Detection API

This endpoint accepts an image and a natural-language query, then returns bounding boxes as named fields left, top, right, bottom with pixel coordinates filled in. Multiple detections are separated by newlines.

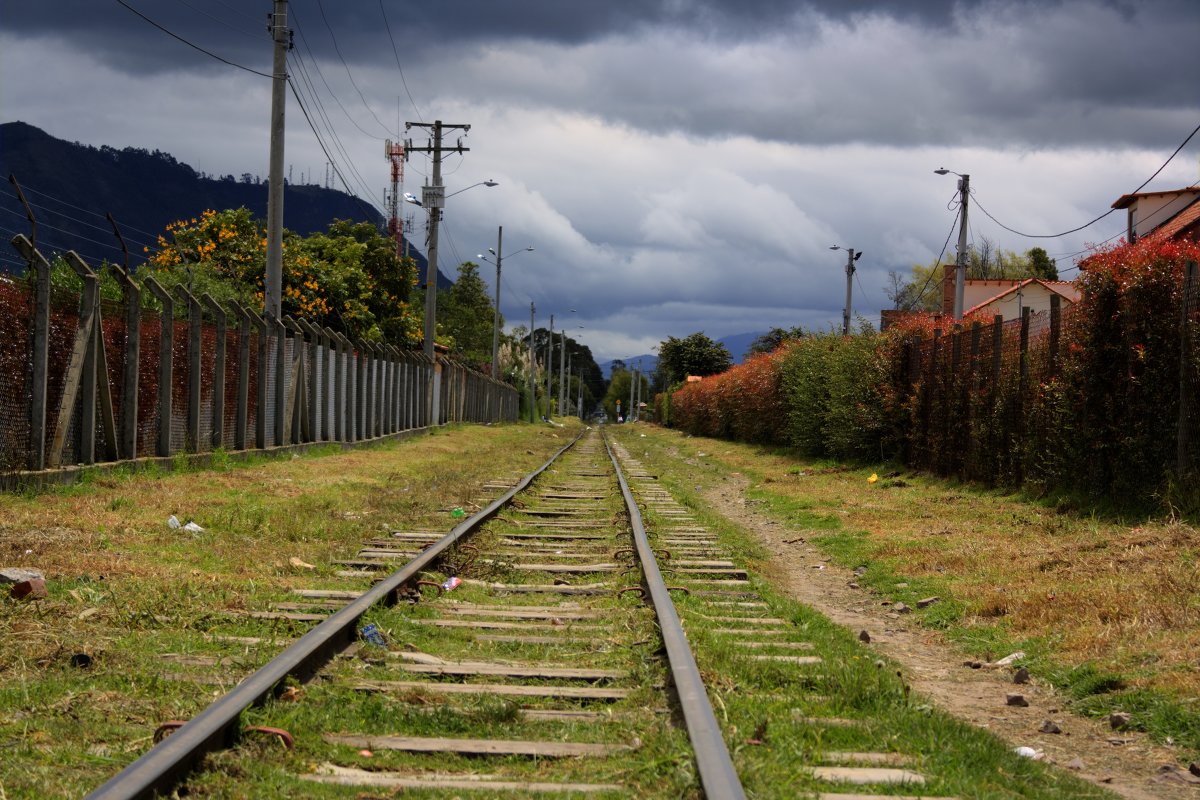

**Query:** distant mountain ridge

left=0, top=121, right=446, bottom=285
left=599, top=331, right=766, bottom=378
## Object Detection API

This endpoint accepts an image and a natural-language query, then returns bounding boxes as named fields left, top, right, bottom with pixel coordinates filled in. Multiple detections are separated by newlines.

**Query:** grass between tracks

left=0, top=422, right=577, bottom=799
left=610, top=424, right=1200, bottom=769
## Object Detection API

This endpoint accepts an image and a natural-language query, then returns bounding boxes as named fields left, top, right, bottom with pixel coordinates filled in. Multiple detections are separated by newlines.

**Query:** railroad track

left=87, top=428, right=953, bottom=799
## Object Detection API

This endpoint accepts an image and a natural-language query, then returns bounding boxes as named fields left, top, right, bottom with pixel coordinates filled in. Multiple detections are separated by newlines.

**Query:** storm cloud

left=2, top=0, right=1198, bottom=359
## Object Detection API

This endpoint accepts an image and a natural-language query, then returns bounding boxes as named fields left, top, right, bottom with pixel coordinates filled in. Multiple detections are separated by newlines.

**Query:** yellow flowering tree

left=146, top=209, right=420, bottom=343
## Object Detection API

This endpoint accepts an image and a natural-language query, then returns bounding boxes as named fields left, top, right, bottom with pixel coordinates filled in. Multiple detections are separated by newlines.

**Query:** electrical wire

left=290, top=7, right=388, bottom=143
left=287, top=51, right=381, bottom=204
left=905, top=207, right=961, bottom=311
left=287, top=79, right=384, bottom=221
left=967, top=118, right=1200, bottom=240
left=378, top=0, right=424, bottom=122
left=314, top=0, right=395, bottom=138
left=173, top=0, right=264, bottom=40
left=116, top=0, right=274, bottom=78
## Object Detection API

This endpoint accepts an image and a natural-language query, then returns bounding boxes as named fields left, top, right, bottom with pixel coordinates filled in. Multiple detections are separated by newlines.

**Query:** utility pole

left=545, top=314, right=554, bottom=419
left=491, top=225, right=502, bottom=378
left=842, top=248, right=855, bottom=336
left=577, top=368, right=583, bottom=419
left=635, top=359, right=642, bottom=421
left=558, top=327, right=566, bottom=415
left=628, top=365, right=635, bottom=423
left=832, top=245, right=863, bottom=335
left=528, top=302, right=536, bottom=423
left=264, top=0, right=290, bottom=321
left=953, top=174, right=970, bottom=320
left=404, top=120, right=470, bottom=358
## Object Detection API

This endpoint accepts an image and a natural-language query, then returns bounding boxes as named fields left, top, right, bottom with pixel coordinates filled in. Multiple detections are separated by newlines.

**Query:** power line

left=287, top=78, right=384, bottom=222
left=8, top=184, right=163, bottom=240
left=314, top=0, right=395, bottom=138
left=968, top=118, right=1200, bottom=240
left=174, top=0, right=263, bottom=40
left=290, top=7, right=388, bottom=143
left=287, top=50, right=386, bottom=209
left=378, top=0, right=424, bottom=121
left=116, top=0, right=274, bottom=78
left=904, top=207, right=961, bottom=311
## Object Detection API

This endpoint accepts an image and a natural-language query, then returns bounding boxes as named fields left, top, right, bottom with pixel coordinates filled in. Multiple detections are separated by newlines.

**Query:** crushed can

left=359, top=622, right=387, bottom=647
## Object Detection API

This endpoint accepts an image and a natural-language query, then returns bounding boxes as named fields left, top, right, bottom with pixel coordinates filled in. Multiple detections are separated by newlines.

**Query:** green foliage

left=668, top=235, right=1200, bottom=510
left=147, top=209, right=421, bottom=342
left=657, top=331, right=732, bottom=384
left=438, top=261, right=496, bottom=365
left=604, top=368, right=648, bottom=421
left=748, top=327, right=804, bottom=355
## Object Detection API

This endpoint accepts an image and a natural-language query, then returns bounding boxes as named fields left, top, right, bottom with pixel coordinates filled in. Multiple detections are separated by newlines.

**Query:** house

left=879, top=265, right=1080, bottom=330
left=1111, top=187, right=1200, bottom=243
left=941, top=265, right=1079, bottom=323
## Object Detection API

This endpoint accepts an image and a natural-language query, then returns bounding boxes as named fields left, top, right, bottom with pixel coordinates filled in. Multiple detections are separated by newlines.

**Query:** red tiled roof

left=963, top=278, right=1079, bottom=317
left=1148, top=196, right=1200, bottom=241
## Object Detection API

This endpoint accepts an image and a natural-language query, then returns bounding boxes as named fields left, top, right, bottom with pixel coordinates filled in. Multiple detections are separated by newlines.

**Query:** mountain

left=0, top=121, right=448, bottom=286
left=599, top=332, right=766, bottom=378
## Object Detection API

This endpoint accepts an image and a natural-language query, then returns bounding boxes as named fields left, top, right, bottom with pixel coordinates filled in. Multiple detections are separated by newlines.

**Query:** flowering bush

left=147, top=209, right=420, bottom=343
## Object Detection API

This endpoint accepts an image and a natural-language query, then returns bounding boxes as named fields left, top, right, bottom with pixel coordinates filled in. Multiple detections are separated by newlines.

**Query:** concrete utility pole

left=405, top=120, right=470, bottom=358
left=831, top=245, right=862, bottom=336
left=635, top=359, right=642, bottom=421
left=558, top=327, right=567, bottom=415
left=954, top=175, right=970, bottom=320
left=528, top=302, right=536, bottom=423
left=545, top=314, right=554, bottom=419
left=264, top=0, right=289, bottom=320
left=628, top=366, right=635, bottom=422
left=842, top=249, right=855, bottom=336
left=935, top=168, right=970, bottom=319
left=491, top=225, right=503, bottom=378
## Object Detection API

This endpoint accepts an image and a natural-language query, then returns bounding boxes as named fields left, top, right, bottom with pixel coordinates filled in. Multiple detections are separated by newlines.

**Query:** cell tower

left=384, top=139, right=406, bottom=259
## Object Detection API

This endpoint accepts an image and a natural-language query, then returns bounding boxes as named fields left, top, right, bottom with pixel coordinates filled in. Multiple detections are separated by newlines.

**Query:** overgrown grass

left=614, top=428, right=1115, bottom=799
left=612, top=424, right=1200, bottom=767
left=0, top=421, right=579, bottom=799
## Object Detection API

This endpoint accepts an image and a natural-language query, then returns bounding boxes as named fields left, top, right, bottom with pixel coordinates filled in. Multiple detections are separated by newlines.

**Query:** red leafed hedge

left=671, top=347, right=791, bottom=443
left=668, top=236, right=1200, bottom=508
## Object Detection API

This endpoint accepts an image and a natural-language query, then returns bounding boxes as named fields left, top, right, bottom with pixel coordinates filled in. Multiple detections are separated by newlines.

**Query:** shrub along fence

left=669, top=238, right=1200, bottom=505
left=0, top=235, right=518, bottom=477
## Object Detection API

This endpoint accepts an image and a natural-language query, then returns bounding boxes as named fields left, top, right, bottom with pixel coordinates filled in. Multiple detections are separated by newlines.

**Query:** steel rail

left=602, top=433, right=747, bottom=800
left=87, top=432, right=583, bottom=800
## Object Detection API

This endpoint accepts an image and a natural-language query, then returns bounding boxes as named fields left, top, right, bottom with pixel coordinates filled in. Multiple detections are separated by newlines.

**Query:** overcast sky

left=3, top=0, right=1199, bottom=361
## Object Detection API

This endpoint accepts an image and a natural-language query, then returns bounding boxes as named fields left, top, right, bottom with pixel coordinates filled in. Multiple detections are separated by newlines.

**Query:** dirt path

left=704, top=472, right=1200, bottom=800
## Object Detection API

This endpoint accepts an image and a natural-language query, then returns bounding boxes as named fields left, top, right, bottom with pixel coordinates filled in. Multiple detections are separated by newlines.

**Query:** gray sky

left=3, top=0, right=1199, bottom=360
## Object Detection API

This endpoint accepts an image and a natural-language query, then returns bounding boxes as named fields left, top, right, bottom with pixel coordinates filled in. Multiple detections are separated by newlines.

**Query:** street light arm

left=445, top=180, right=499, bottom=199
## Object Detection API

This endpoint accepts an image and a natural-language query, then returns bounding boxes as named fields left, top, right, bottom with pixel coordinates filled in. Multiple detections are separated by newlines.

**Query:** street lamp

left=478, top=228, right=533, bottom=378
left=403, top=179, right=499, bottom=358
left=830, top=245, right=863, bottom=336
left=935, top=168, right=970, bottom=319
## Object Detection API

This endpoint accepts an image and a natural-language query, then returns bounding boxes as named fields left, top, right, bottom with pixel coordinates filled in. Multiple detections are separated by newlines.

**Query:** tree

left=1027, top=247, right=1058, bottom=280
left=603, top=367, right=648, bottom=421
left=438, top=260, right=497, bottom=365
left=657, top=332, right=732, bottom=384
left=148, top=209, right=420, bottom=343
left=749, top=327, right=804, bottom=355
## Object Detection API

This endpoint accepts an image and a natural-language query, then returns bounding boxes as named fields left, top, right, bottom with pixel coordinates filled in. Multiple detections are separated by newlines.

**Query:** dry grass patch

left=622, top=427, right=1200, bottom=757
